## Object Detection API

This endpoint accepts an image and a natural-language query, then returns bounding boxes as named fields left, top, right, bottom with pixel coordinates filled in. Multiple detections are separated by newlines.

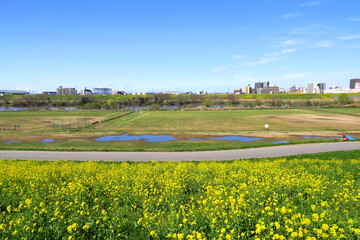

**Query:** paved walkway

left=0, top=142, right=359, bottom=162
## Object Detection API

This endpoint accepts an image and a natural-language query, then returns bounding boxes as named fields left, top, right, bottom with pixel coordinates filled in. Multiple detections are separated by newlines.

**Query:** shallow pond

left=93, top=134, right=180, bottom=142
left=3, top=140, right=22, bottom=144
left=93, top=134, right=264, bottom=142
left=301, top=136, right=334, bottom=139
left=271, top=140, right=289, bottom=144
left=40, top=139, right=56, bottom=143
left=208, top=136, right=264, bottom=142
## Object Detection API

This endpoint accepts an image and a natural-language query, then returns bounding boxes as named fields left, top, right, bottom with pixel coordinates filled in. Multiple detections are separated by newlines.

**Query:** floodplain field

left=0, top=108, right=359, bottom=151
left=0, top=150, right=359, bottom=239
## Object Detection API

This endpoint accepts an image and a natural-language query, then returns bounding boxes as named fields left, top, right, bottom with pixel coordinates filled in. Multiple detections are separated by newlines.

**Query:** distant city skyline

left=1, top=0, right=360, bottom=92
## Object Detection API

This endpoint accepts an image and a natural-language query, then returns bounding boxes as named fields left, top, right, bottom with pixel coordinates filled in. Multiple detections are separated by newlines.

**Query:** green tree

left=203, top=100, right=211, bottom=108
left=78, top=96, right=93, bottom=105
left=227, top=94, right=238, bottom=105
left=338, top=93, right=353, bottom=105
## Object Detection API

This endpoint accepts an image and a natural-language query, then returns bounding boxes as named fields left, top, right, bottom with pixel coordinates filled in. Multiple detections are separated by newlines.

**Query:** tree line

left=0, top=93, right=355, bottom=109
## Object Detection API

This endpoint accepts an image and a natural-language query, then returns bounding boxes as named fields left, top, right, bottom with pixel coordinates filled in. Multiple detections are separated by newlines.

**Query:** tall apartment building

left=262, top=85, right=280, bottom=94
left=317, top=83, right=326, bottom=93
left=307, top=83, right=320, bottom=94
left=254, top=81, right=269, bottom=94
left=350, top=79, right=360, bottom=89
left=56, top=86, right=77, bottom=95
left=244, top=84, right=252, bottom=94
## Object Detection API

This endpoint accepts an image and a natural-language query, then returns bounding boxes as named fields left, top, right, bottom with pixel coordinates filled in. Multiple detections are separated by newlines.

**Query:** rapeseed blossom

left=0, top=158, right=359, bottom=239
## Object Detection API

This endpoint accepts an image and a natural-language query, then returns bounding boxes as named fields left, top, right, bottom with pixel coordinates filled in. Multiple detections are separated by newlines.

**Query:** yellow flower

left=67, top=223, right=78, bottom=233
left=25, top=198, right=32, bottom=205
left=301, top=218, right=311, bottom=225
left=321, top=224, right=329, bottom=231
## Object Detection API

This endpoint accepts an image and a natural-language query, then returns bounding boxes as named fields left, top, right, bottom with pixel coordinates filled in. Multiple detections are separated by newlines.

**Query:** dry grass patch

left=255, top=114, right=360, bottom=131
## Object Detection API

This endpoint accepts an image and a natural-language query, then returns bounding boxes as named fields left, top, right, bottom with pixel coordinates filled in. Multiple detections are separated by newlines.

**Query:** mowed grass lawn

left=99, top=108, right=360, bottom=135
left=0, top=150, right=359, bottom=239
left=0, top=111, right=128, bottom=132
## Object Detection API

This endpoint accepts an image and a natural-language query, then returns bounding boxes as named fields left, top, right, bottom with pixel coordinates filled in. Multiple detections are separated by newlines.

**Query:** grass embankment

left=0, top=150, right=359, bottom=239
left=1, top=108, right=360, bottom=151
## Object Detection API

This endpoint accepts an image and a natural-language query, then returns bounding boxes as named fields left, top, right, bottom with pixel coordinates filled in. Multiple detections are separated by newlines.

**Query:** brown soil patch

left=258, top=114, right=360, bottom=130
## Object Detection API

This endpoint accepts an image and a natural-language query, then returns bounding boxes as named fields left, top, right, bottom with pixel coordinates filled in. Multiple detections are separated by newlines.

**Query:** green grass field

left=1, top=108, right=359, bottom=151
left=0, top=150, right=359, bottom=239
left=0, top=110, right=125, bottom=132
left=101, top=108, right=360, bottom=135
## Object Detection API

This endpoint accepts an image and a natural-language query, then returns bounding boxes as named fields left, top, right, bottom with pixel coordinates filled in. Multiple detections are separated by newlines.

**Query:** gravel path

left=1, top=142, right=359, bottom=162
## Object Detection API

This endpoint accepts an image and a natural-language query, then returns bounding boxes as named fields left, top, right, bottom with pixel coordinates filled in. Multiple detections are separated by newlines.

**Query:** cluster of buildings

left=1, top=79, right=360, bottom=96
left=235, top=81, right=287, bottom=94
left=234, top=79, right=360, bottom=95
left=37, top=87, right=127, bottom=96
left=53, top=86, right=118, bottom=95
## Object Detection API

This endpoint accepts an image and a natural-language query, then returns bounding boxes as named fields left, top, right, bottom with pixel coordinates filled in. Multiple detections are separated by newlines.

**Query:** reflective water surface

left=93, top=134, right=179, bottom=142
left=3, top=140, right=22, bottom=144
left=208, top=136, right=264, bottom=142
left=271, top=140, right=289, bottom=144
left=40, top=139, right=56, bottom=143
left=93, top=134, right=264, bottom=142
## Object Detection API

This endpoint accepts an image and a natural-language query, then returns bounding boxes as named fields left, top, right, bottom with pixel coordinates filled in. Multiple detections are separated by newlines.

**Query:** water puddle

left=208, top=136, right=264, bottom=142
left=93, top=134, right=179, bottom=142
left=40, top=139, right=55, bottom=143
left=3, top=140, right=22, bottom=144
left=301, top=136, right=335, bottom=139
left=272, top=140, right=289, bottom=144
left=94, top=134, right=264, bottom=142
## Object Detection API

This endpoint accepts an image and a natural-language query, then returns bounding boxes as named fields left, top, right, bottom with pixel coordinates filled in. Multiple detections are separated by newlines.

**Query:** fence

left=53, top=117, right=90, bottom=130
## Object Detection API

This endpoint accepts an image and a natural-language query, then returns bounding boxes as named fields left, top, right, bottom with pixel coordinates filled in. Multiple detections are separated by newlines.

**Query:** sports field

left=0, top=108, right=359, bottom=151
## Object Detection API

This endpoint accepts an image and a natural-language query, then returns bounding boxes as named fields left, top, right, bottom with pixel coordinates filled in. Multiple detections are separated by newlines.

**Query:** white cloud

left=290, top=23, right=338, bottom=36
left=246, top=49, right=297, bottom=66
left=290, top=24, right=328, bottom=35
left=283, top=73, right=306, bottom=79
left=212, top=67, right=226, bottom=72
left=282, top=39, right=304, bottom=46
left=310, top=40, right=335, bottom=48
left=349, top=17, right=360, bottom=21
left=247, top=56, right=281, bottom=66
left=232, top=55, right=246, bottom=60
left=280, top=48, right=297, bottom=53
left=300, top=1, right=320, bottom=7
left=280, top=67, right=292, bottom=71
left=281, top=13, right=302, bottom=19
left=338, top=35, right=360, bottom=40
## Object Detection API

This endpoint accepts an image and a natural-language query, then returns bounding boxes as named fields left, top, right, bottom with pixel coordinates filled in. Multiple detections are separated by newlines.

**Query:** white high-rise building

left=307, top=83, right=320, bottom=93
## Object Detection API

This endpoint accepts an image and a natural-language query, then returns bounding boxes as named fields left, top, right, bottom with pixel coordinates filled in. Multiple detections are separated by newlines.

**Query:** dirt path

left=1, top=142, right=359, bottom=162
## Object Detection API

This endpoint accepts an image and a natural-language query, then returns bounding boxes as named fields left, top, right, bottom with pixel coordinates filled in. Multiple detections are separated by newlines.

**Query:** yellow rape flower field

left=0, top=157, right=359, bottom=239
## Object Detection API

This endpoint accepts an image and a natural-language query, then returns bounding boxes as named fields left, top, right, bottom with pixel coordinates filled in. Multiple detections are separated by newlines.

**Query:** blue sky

left=1, top=0, right=359, bottom=93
